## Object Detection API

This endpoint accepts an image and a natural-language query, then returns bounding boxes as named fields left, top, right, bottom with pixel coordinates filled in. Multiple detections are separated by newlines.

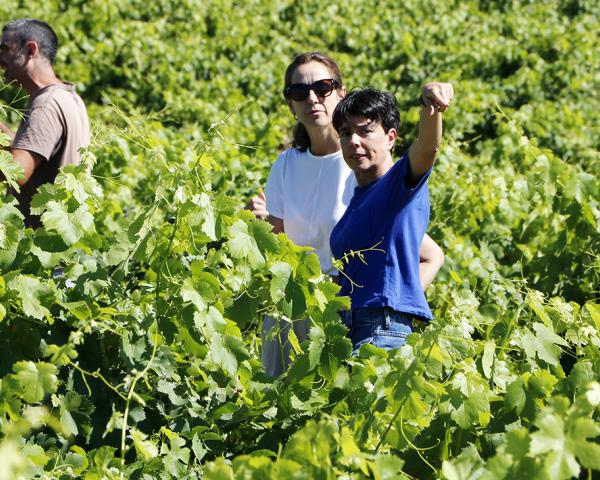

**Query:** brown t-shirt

left=12, top=83, right=90, bottom=227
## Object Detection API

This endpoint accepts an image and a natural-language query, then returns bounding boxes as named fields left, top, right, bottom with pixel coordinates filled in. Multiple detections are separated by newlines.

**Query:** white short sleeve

left=264, top=150, right=287, bottom=219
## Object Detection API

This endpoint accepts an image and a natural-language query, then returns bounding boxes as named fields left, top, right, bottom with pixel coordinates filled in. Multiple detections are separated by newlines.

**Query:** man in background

left=0, top=18, right=89, bottom=227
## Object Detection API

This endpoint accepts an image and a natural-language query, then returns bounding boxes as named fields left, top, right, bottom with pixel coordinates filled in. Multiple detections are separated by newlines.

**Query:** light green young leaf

left=210, top=333, right=250, bottom=376
left=481, top=341, right=495, bottom=379
left=204, top=458, right=234, bottom=480
left=64, top=445, right=89, bottom=476
left=21, top=444, right=49, bottom=468
left=0, top=223, right=19, bottom=250
left=181, top=277, right=208, bottom=312
left=372, top=453, right=405, bottom=480
left=10, top=275, right=54, bottom=320
left=58, top=168, right=103, bottom=205
left=226, top=220, right=265, bottom=268
left=442, top=445, right=485, bottom=480
left=270, top=261, right=292, bottom=303
left=0, top=149, right=24, bottom=191
left=41, top=201, right=94, bottom=245
left=308, top=326, right=325, bottom=370
left=451, top=391, right=491, bottom=429
left=13, top=361, right=58, bottom=403
left=532, top=322, right=569, bottom=365
left=131, top=428, right=159, bottom=462
left=530, top=411, right=580, bottom=478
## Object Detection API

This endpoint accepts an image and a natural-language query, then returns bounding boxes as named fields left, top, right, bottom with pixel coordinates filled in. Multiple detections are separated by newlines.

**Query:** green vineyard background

left=0, top=0, right=598, bottom=478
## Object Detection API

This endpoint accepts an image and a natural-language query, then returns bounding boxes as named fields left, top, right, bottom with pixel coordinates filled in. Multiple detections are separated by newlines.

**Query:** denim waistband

left=341, top=307, right=415, bottom=329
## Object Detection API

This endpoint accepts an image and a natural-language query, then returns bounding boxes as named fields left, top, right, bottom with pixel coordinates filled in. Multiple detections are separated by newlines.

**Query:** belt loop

left=384, top=307, right=391, bottom=329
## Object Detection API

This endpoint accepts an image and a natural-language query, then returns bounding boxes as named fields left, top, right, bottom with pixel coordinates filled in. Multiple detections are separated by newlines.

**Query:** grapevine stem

left=375, top=342, right=436, bottom=453
left=399, top=406, right=438, bottom=474
left=68, top=360, right=127, bottom=401
left=119, top=323, right=159, bottom=477
left=119, top=208, right=180, bottom=477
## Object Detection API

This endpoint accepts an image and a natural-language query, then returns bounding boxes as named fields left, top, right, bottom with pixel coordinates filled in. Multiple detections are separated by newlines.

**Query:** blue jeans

left=340, top=307, right=413, bottom=355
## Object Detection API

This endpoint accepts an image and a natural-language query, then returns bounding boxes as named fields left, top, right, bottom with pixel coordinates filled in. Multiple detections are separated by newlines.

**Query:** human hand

left=420, top=82, right=454, bottom=116
left=247, top=191, right=269, bottom=219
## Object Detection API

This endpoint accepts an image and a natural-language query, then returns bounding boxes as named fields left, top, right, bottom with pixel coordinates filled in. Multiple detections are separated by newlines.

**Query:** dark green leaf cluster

left=0, top=0, right=598, bottom=478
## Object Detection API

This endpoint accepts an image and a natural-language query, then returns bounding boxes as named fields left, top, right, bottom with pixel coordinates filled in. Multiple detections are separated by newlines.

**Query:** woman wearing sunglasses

left=248, top=52, right=444, bottom=376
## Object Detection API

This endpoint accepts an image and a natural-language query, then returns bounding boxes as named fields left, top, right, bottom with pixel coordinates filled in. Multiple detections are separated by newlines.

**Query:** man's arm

left=10, top=148, right=43, bottom=186
left=407, top=82, right=454, bottom=184
left=0, top=122, right=16, bottom=142
left=419, top=234, right=444, bottom=290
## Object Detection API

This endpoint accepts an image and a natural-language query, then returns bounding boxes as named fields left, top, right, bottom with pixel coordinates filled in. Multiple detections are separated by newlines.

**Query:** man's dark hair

left=3, top=18, right=58, bottom=64
left=333, top=88, right=401, bottom=134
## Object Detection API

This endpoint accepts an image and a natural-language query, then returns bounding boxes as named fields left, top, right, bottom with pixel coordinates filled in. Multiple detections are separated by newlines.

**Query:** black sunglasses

left=284, top=78, right=341, bottom=101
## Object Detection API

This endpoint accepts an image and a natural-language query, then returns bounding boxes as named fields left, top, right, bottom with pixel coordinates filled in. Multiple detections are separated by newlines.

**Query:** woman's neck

left=307, top=125, right=340, bottom=156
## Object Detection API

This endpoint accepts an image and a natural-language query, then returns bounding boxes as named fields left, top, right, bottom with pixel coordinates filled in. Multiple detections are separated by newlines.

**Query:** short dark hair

left=333, top=88, right=400, bottom=134
left=2, top=18, right=58, bottom=64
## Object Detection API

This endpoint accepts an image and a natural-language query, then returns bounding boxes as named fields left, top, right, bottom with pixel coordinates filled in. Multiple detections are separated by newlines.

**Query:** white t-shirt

left=264, top=147, right=356, bottom=275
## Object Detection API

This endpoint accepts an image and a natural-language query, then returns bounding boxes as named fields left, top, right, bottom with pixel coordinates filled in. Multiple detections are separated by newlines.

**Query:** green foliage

left=0, top=0, right=598, bottom=478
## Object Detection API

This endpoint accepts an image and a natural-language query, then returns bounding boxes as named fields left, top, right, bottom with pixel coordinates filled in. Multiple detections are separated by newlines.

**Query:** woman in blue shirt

left=330, top=85, right=454, bottom=354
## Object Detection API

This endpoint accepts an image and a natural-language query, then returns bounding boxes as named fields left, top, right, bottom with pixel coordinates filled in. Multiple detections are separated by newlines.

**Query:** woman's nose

left=306, top=89, right=319, bottom=103
left=349, top=132, right=361, bottom=147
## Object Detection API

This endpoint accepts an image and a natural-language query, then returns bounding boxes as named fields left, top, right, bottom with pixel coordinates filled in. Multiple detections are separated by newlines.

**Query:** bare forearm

left=408, top=82, right=454, bottom=181
left=0, top=122, right=15, bottom=142
left=410, top=108, right=442, bottom=171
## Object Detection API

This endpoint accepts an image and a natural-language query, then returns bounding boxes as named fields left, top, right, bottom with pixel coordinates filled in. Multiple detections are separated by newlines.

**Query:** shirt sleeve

left=387, top=152, right=431, bottom=208
left=12, top=104, right=63, bottom=161
left=264, top=150, right=288, bottom=219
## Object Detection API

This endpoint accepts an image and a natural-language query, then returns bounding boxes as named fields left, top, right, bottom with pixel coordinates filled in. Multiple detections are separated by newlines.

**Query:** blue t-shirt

left=330, top=153, right=432, bottom=320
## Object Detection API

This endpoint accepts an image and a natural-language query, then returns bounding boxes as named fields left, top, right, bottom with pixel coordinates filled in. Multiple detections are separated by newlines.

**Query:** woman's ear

left=386, top=128, right=397, bottom=150
left=338, top=86, right=347, bottom=99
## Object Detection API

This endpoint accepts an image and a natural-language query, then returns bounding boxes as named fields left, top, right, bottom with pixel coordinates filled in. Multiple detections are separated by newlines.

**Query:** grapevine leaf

left=10, top=275, right=54, bottom=320
left=184, top=193, right=216, bottom=240
left=41, top=201, right=94, bottom=245
left=441, top=445, right=485, bottom=480
left=0, top=149, right=24, bottom=191
left=131, top=428, right=159, bottom=462
left=13, top=361, right=58, bottom=403
left=61, top=301, right=92, bottom=321
left=33, top=230, right=69, bottom=253
left=570, top=418, right=600, bottom=470
left=372, top=453, right=405, bottom=480
left=162, top=431, right=190, bottom=476
left=451, top=390, right=490, bottom=429
left=250, top=220, right=279, bottom=253
left=204, top=458, right=234, bottom=479
left=58, top=167, right=103, bottom=205
left=308, top=326, right=325, bottom=371
left=21, top=444, right=49, bottom=467
left=226, top=220, right=265, bottom=268
left=195, top=305, right=227, bottom=335
left=0, top=223, right=19, bottom=250
left=181, top=277, right=215, bottom=313
left=270, top=261, right=292, bottom=303
left=191, top=434, right=208, bottom=462
left=210, top=333, right=250, bottom=376
left=481, top=341, right=495, bottom=379
left=532, top=322, right=569, bottom=365
left=521, top=323, right=568, bottom=366
left=529, top=410, right=580, bottom=478
left=64, top=446, right=88, bottom=476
